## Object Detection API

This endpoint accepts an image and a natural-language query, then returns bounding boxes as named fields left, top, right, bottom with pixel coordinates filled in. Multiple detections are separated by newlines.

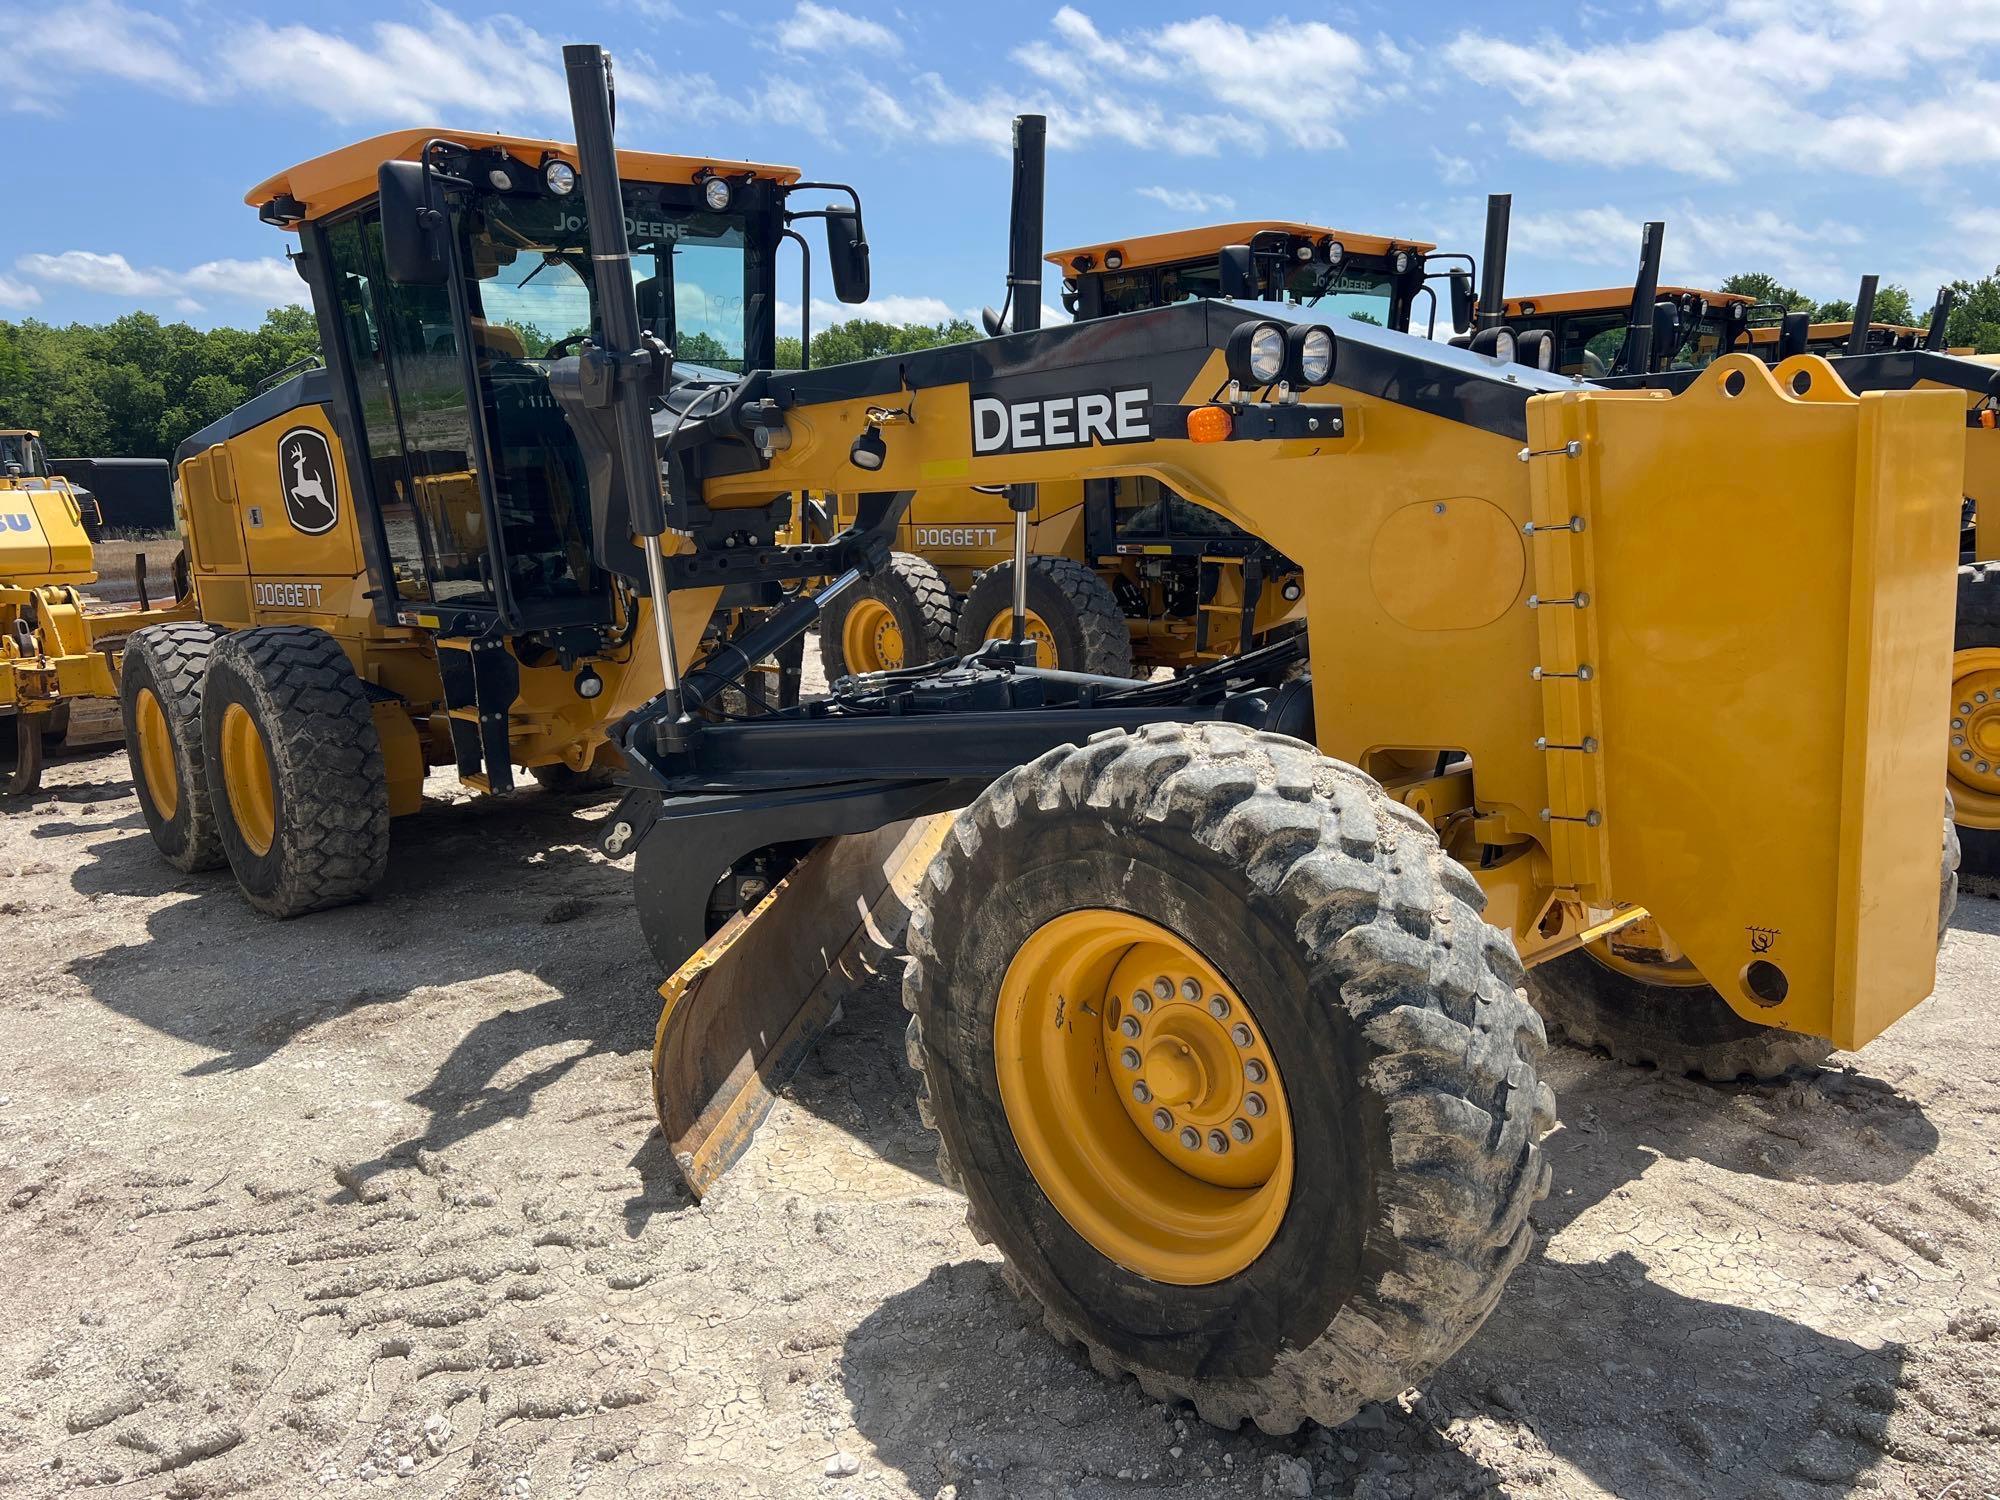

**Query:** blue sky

left=3, top=0, right=1997, bottom=333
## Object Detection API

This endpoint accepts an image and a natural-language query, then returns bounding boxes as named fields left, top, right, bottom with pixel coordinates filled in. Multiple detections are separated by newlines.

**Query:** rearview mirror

left=1218, top=245, right=1255, bottom=300
left=377, top=160, right=448, bottom=287
left=825, top=207, right=871, bottom=304
left=1652, top=301, right=1682, bottom=360
left=1449, top=270, right=1475, bottom=335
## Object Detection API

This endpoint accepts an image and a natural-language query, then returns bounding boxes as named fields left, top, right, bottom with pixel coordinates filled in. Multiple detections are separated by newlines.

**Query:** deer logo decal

left=277, top=427, right=339, bottom=536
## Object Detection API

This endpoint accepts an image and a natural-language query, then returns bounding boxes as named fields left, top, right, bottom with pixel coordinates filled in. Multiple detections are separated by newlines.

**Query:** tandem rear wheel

left=120, top=621, right=228, bottom=870
left=199, top=626, right=391, bottom=917
left=818, top=551, right=957, bottom=680
left=954, top=557, right=1134, bottom=678
left=902, top=721, right=1553, bottom=1432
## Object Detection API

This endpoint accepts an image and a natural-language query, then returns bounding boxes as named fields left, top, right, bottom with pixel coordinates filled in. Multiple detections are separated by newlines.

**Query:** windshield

left=469, top=186, right=752, bottom=371
left=0, top=433, right=46, bottom=476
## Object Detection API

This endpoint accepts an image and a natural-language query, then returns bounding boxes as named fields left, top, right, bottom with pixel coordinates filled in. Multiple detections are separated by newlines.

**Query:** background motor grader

left=812, top=210, right=1447, bottom=682
left=459, top=50, right=1956, bottom=1433
left=116, top=117, right=875, bottom=915
left=1, top=429, right=186, bottom=796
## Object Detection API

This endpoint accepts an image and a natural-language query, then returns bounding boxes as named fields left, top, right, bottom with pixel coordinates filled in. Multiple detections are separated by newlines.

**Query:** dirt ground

left=2, top=726, right=1998, bottom=1499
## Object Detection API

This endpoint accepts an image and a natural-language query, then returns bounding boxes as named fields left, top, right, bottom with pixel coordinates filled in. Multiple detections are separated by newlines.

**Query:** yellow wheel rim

left=133, top=688, right=179, bottom=821
left=1948, top=646, right=2000, bottom=830
left=983, top=608, right=1058, bottom=667
left=1581, top=912, right=1707, bottom=988
left=993, top=909, right=1293, bottom=1285
left=219, top=702, right=277, bottom=857
left=841, top=597, right=906, bottom=673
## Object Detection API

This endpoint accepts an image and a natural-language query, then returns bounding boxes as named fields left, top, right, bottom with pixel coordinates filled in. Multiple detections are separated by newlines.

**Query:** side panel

left=1527, top=357, right=1962, bottom=1048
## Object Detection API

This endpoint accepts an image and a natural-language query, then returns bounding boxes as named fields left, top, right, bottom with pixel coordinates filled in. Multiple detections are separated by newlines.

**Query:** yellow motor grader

left=126, top=47, right=1970, bottom=1434
left=812, top=204, right=1448, bottom=682
left=1, top=430, right=186, bottom=796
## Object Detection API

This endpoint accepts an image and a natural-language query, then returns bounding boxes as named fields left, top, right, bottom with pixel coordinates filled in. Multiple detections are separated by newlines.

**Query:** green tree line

left=0, top=307, right=320, bottom=459
left=1721, top=269, right=2000, bottom=348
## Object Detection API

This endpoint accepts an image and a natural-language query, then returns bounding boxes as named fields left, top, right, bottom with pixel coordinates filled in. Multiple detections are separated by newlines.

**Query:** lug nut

left=1181, top=978, right=1201, bottom=1001
left=1956, top=735, right=1967, bottom=746
left=1244, top=1059, right=1268, bottom=1084
left=1119, top=1015, right=1141, bottom=1038
left=1964, top=751, right=1976, bottom=762
left=1121, top=1047, right=1141, bottom=1070
left=1153, top=977, right=1173, bottom=1000
left=1231, top=1023, right=1254, bottom=1047
left=1962, top=702, right=1975, bottom=714
left=1982, top=762, right=1992, bottom=774
left=1153, top=1108, right=1173, bottom=1131
left=1132, top=991, right=1153, bottom=1014
left=1207, top=996, right=1231, bottom=1019
left=1231, top=1118, right=1253, bottom=1142
left=1979, top=692, right=1990, bottom=704
left=1132, top=1080, right=1152, bottom=1103
left=1208, top=1129, right=1230, bottom=1153
left=1244, top=1093, right=1267, bottom=1117
left=1953, top=718, right=1966, bottom=729
left=1179, top=1126, right=1201, bottom=1150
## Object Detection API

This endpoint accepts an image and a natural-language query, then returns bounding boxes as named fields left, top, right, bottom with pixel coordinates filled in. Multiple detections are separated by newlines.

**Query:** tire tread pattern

left=119, top=621, right=226, bottom=871
left=902, top=721, right=1553, bottom=1433
left=819, top=552, right=958, bottom=681
left=954, top=557, right=1135, bottom=679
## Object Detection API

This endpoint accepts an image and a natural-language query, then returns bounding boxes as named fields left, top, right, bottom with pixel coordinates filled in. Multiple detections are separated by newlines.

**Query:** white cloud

left=1136, top=186, right=1237, bottom=215
left=774, top=2, right=901, bottom=56
left=1450, top=0, right=2000, bottom=179
left=15, top=250, right=302, bottom=313
left=0, top=0, right=205, bottom=107
left=0, top=274, right=43, bottom=310
left=1431, top=149, right=1474, bottom=187
left=1504, top=202, right=1866, bottom=291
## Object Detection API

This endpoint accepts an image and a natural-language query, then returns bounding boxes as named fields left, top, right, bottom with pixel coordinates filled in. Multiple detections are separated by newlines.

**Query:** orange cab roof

left=1745, top=321, right=1927, bottom=343
left=1047, top=220, right=1435, bottom=273
left=1503, top=286, right=1753, bottom=317
left=246, top=128, right=801, bottom=224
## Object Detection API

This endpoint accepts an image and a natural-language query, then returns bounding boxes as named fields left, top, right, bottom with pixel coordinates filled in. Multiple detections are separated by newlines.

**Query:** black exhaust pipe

left=1847, top=274, right=1879, bottom=357
left=1617, top=221, right=1665, bottom=375
left=1007, top=115, right=1046, bottom=334
left=1476, top=193, right=1511, bottom=330
left=1927, top=287, right=1956, bottom=351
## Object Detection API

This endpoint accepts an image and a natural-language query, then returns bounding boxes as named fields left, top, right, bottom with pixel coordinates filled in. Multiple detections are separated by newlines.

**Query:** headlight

left=543, top=160, right=575, bottom=195
left=1285, top=324, right=1336, bottom=386
left=1393, top=250, right=1412, bottom=275
left=1325, top=239, right=1344, bottom=267
left=702, top=175, right=732, bottom=211
left=1225, top=319, right=1289, bottom=386
left=1104, top=248, right=1125, bottom=270
left=1294, top=243, right=1313, bottom=262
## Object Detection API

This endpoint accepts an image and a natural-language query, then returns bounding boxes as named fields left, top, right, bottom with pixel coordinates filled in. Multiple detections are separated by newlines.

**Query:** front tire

left=817, top=552, right=957, bottom=681
left=953, top=557, right=1134, bottom=678
left=903, top=722, right=1553, bottom=1432
left=119, top=622, right=226, bottom=870
left=201, top=626, right=390, bottom=917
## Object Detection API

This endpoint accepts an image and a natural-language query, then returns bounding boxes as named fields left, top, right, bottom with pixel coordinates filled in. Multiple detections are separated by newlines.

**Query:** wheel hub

left=219, top=701, right=277, bottom=856
left=983, top=608, right=1057, bottom=668
left=1948, top=648, right=2000, bottom=828
left=133, top=687, right=178, bottom=820
left=842, top=598, right=905, bottom=672
left=994, top=908, right=1292, bottom=1284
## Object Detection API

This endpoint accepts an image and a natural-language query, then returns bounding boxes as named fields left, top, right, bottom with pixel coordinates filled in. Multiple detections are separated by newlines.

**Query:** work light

left=544, top=160, right=575, bottom=195
left=702, top=175, right=732, bottom=211
left=850, top=426, right=887, bottom=470
left=1286, top=324, right=1336, bottom=386
left=1226, top=320, right=1288, bottom=387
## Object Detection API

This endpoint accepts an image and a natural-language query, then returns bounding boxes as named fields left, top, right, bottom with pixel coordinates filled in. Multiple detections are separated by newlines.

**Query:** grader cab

left=118, top=105, right=876, bottom=914
left=122, top=43, right=1970, bottom=1436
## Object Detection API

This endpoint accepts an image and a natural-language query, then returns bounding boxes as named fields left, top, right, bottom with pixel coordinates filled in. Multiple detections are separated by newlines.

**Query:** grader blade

left=650, top=815, right=952, bottom=1196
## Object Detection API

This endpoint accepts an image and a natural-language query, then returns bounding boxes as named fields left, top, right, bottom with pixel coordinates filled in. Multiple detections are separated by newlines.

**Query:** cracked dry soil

left=1, top=733, right=1998, bottom=1499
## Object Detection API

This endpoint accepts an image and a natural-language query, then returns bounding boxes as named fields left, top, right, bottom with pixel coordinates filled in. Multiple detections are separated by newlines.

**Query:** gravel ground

left=2, top=726, right=1998, bottom=1498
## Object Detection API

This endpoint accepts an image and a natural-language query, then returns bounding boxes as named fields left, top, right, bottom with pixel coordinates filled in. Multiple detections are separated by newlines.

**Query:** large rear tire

left=903, top=722, right=1553, bottom=1432
left=1949, top=562, right=2000, bottom=877
left=200, top=626, right=390, bottom=917
left=1530, top=804, right=1961, bottom=1081
left=119, top=622, right=226, bottom=871
left=953, top=557, right=1134, bottom=678
left=817, top=552, right=957, bottom=681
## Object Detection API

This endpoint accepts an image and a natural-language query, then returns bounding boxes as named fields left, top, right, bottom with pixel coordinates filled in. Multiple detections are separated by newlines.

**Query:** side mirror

left=1652, top=301, right=1682, bottom=361
left=825, top=207, right=871, bottom=304
left=1449, top=270, right=1475, bottom=335
left=1218, top=245, right=1255, bottom=300
left=1778, top=310, right=1810, bottom=360
left=981, top=306, right=1007, bottom=337
left=377, top=160, right=448, bottom=287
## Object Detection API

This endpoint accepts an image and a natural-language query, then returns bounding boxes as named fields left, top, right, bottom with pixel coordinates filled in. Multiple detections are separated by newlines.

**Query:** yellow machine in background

left=118, top=124, right=875, bottom=916
left=0, top=430, right=183, bottom=795
left=815, top=221, right=1439, bottom=680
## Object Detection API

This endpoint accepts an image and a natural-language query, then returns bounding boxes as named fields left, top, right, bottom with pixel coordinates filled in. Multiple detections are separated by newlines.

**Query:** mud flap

left=650, top=814, right=953, bottom=1196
